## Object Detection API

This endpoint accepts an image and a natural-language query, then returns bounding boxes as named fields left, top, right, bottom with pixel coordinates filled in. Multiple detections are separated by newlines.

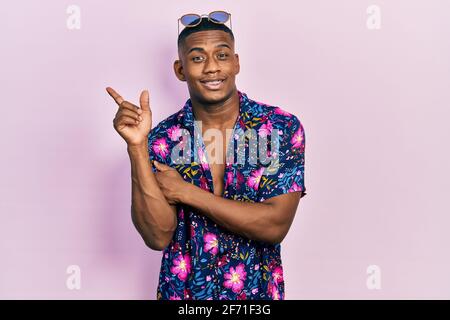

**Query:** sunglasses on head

left=178, top=11, right=232, bottom=35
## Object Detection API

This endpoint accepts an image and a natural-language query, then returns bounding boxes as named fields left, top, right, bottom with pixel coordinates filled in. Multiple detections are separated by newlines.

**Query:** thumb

left=153, top=160, right=171, bottom=172
left=140, top=89, right=150, bottom=112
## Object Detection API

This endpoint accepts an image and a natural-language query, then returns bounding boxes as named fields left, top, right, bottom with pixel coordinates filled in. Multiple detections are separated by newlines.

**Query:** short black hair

left=177, top=17, right=234, bottom=49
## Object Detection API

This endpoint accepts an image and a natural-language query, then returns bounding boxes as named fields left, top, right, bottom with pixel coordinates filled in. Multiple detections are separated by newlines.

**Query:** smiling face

left=174, top=30, right=240, bottom=105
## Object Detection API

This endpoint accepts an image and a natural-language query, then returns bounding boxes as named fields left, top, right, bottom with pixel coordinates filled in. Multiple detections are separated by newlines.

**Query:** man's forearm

left=179, top=183, right=280, bottom=244
left=128, top=144, right=177, bottom=250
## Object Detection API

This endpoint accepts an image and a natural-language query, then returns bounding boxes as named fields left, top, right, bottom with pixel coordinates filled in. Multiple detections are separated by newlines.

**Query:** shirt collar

left=177, top=90, right=253, bottom=131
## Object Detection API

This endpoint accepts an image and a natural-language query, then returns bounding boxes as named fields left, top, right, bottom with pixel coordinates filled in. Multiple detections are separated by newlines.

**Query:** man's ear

left=173, top=60, right=186, bottom=82
left=234, top=53, right=240, bottom=75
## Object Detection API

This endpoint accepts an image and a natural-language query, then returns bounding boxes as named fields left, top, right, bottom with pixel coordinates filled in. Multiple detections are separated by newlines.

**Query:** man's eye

left=218, top=53, right=229, bottom=59
left=192, top=56, right=204, bottom=62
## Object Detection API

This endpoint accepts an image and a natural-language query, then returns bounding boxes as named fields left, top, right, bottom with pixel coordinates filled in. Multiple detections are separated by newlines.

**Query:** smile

left=200, top=79, right=225, bottom=90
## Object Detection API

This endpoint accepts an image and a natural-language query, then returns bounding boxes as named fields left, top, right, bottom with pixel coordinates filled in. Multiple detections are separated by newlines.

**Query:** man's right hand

left=106, top=87, right=152, bottom=147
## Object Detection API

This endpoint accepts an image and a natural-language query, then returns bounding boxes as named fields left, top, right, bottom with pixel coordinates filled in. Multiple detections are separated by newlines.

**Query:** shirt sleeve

left=147, top=127, right=169, bottom=174
left=257, top=115, right=307, bottom=201
left=147, top=129, right=156, bottom=174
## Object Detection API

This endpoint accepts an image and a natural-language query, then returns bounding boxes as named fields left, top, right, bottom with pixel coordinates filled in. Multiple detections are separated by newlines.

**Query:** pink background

left=1, top=0, right=449, bottom=299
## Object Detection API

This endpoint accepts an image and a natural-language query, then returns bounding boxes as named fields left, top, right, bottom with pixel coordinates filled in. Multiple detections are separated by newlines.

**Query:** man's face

left=174, top=30, right=240, bottom=104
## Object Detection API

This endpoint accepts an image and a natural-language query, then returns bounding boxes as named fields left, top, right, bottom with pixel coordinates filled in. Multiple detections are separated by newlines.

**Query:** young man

left=106, top=13, right=306, bottom=300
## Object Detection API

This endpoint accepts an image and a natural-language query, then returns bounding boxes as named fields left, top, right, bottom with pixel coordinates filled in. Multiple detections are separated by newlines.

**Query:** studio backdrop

left=1, top=0, right=449, bottom=299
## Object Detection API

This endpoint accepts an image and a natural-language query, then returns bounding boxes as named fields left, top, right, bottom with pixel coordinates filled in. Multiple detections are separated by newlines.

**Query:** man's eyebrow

left=187, top=43, right=232, bottom=54
left=187, top=47, right=204, bottom=54
left=216, top=43, right=231, bottom=50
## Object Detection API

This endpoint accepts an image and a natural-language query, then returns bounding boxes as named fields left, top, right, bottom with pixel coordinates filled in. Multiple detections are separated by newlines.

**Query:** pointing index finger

left=106, top=87, right=124, bottom=106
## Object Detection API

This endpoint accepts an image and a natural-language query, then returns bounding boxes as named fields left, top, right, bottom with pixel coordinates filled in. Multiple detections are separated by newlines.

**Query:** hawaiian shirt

left=147, top=90, right=306, bottom=300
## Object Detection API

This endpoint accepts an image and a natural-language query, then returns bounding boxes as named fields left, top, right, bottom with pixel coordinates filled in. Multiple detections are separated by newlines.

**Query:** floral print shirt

left=148, top=90, right=306, bottom=300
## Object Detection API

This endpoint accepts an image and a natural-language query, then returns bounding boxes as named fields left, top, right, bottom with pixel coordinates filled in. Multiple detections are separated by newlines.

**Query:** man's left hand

left=153, top=160, right=188, bottom=205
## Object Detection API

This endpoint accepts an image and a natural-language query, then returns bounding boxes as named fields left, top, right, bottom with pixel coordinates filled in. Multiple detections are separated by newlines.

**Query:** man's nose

left=204, top=56, right=220, bottom=73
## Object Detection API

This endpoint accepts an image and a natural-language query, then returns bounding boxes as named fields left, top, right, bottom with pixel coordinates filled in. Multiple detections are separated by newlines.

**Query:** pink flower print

left=258, top=120, right=273, bottom=137
left=267, top=281, right=281, bottom=299
left=237, top=291, right=247, bottom=300
left=236, top=171, right=244, bottom=189
left=272, top=287, right=281, bottom=300
left=224, top=263, right=247, bottom=293
left=218, top=256, right=228, bottom=268
left=177, top=138, right=188, bottom=151
left=169, top=293, right=181, bottom=300
left=170, top=253, right=191, bottom=282
left=203, top=232, right=218, bottom=255
left=152, top=137, right=169, bottom=159
left=199, top=176, right=209, bottom=191
left=178, top=208, right=184, bottom=219
left=226, top=171, right=234, bottom=187
left=190, top=224, right=195, bottom=238
left=290, top=128, right=304, bottom=149
left=167, top=125, right=182, bottom=141
left=288, top=182, right=303, bottom=192
left=272, top=266, right=284, bottom=284
left=184, top=288, right=192, bottom=300
left=267, top=281, right=273, bottom=295
left=246, top=167, right=265, bottom=191
left=268, top=260, right=277, bottom=270
left=197, top=148, right=209, bottom=171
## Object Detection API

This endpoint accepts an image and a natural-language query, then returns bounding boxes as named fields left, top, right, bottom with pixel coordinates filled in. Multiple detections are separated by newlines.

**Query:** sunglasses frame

left=178, top=11, right=232, bottom=36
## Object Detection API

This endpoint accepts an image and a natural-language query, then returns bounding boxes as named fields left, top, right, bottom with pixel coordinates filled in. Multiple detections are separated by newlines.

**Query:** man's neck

left=190, top=89, right=240, bottom=129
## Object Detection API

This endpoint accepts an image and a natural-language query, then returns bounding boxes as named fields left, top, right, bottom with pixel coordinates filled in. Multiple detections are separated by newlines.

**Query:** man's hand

left=153, top=161, right=188, bottom=205
left=106, top=87, right=152, bottom=147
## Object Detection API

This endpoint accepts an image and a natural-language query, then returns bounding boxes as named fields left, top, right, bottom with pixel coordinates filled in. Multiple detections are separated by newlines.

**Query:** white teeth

left=203, top=80, right=222, bottom=84
left=201, top=79, right=224, bottom=89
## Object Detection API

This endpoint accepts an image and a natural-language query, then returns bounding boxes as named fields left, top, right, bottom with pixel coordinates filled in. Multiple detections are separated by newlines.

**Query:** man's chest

left=170, top=120, right=273, bottom=200
left=203, top=128, right=230, bottom=196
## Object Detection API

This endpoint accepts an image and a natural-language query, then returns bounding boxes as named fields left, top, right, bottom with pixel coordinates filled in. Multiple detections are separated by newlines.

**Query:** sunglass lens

left=180, top=14, right=201, bottom=26
left=209, top=11, right=229, bottom=23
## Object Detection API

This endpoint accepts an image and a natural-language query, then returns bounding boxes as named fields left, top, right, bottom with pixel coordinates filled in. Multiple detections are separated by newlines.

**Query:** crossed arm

left=128, top=142, right=301, bottom=251
left=178, top=182, right=301, bottom=245
left=151, top=160, right=302, bottom=248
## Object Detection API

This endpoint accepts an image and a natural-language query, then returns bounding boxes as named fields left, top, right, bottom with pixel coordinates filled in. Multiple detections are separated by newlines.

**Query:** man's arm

left=128, top=144, right=177, bottom=251
left=106, top=86, right=177, bottom=252
left=179, top=183, right=301, bottom=245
